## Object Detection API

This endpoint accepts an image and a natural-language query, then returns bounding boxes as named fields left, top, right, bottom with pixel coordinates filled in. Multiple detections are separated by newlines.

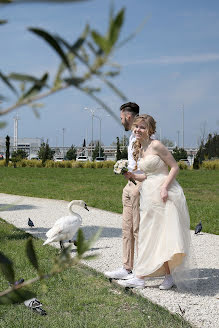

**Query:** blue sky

left=1, top=0, right=219, bottom=148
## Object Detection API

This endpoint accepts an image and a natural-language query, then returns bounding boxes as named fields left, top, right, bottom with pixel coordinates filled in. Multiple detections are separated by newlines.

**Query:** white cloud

left=124, top=54, right=219, bottom=66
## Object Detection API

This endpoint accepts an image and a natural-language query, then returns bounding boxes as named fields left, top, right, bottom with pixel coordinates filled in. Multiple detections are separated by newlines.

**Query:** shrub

left=84, top=161, right=96, bottom=168
left=201, top=159, right=219, bottom=170
left=45, top=160, right=55, bottom=168
left=103, top=160, right=115, bottom=168
left=96, top=161, right=104, bottom=168
left=178, top=161, right=188, bottom=170
left=74, top=161, right=85, bottom=168
left=0, top=159, right=6, bottom=167
left=65, top=161, right=73, bottom=168
left=55, top=161, right=66, bottom=168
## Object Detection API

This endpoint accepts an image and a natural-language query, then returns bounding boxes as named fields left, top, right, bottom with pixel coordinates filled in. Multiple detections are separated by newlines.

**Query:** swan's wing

left=54, top=215, right=80, bottom=226
left=45, top=225, right=63, bottom=240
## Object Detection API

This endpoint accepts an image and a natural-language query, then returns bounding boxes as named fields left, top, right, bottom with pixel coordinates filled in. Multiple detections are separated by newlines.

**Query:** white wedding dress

left=136, top=154, right=195, bottom=289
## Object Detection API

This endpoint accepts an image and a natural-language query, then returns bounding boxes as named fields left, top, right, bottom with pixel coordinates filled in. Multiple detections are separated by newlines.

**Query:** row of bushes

left=0, top=159, right=116, bottom=169
left=201, top=159, right=219, bottom=170
left=0, top=159, right=218, bottom=169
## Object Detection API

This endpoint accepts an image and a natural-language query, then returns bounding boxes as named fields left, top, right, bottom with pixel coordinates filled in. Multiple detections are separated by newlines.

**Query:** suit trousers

left=122, top=180, right=141, bottom=270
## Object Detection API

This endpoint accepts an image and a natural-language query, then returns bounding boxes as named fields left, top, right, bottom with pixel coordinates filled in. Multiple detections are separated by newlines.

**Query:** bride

left=119, top=114, right=193, bottom=290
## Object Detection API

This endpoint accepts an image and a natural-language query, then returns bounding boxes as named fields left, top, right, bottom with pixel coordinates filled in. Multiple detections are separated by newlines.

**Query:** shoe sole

left=105, top=274, right=134, bottom=280
left=159, top=285, right=174, bottom=290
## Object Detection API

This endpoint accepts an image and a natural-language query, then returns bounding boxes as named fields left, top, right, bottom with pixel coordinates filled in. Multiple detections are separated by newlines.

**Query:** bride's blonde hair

left=132, top=114, right=156, bottom=170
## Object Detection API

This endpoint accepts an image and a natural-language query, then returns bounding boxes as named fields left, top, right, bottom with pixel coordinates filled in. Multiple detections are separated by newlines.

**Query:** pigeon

left=28, top=218, right=34, bottom=228
left=195, top=220, right=202, bottom=234
left=9, top=278, right=24, bottom=287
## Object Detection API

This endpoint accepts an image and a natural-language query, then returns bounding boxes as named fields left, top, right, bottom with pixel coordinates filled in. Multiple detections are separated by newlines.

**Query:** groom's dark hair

left=120, top=102, right=139, bottom=115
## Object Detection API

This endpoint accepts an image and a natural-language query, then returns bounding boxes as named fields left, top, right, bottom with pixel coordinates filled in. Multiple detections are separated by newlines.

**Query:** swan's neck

left=68, top=203, right=82, bottom=221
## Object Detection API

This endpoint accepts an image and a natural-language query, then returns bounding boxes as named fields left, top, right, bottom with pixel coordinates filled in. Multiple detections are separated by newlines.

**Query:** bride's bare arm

left=124, top=171, right=146, bottom=182
left=152, top=140, right=179, bottom=202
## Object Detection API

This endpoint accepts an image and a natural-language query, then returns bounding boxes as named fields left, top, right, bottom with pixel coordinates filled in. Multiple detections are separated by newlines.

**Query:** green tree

left=5, top=135, right=10, bottom=167
left=172, top=147, right=187, bottom=162
left=193, top=156, right=200, bottom=170
left=38, top=141, right=55, bottom=165
left=120, top=146, right=128, bottom=159
left=92, top=142, right=104, bottom=161
left=161, top=137, right=174, bottom=147
left=66, top=145, right=77, bottom=160
left=11, top=149, right=28, bottom=160
left=116, top=137, right=122, bottom=161
left=195, top=133, right=219, bottom=165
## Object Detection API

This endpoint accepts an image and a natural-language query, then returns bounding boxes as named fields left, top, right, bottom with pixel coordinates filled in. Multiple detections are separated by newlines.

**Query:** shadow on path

left=0, top=203, right=38, bottom=211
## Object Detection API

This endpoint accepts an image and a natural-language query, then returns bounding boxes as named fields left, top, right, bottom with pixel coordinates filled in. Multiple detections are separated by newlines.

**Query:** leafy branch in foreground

left=0, top=7, right=132, bottom=122
left=0, top=228, right=102, bottom=304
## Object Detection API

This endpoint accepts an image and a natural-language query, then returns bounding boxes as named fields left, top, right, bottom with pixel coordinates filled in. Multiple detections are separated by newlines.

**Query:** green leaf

left=76, top=229, right=85, bottom=256
left=0, top=19, right=8, bottom=25
left=0, top=71, right=18, bottom=95
left=0, top=121, right=7, bottom=129
left=108, top=8, right=125, bottom=47
left=104, top=71, right=120, bottom=77
left=69, top=23, right=89, bottom=52
left=9, top=73, right=44, bottom=84
left=64, top=77, right=85, bottom=86
left=20, top=72, right=49, bottom=100
left=0, top=252, right=15, bottom=284
left=53, top=52, right=76, bottom=88
left=116, top=15, right=149, bottom=49
left=26, top=238, right=39, bottom=271
left=102, top=78, right=127, bottom=101
left=28, top=27, right=72, bottom=72
left=82, top=86, right=100, bottom=93
left=91, top=31, right=110, bottom=54
left=0, top=289, right=35, bottom=305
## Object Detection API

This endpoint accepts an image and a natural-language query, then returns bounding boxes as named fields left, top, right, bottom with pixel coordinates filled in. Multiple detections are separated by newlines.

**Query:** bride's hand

left=123, top=172, right=134, bottom=180
left=160, top=186, right=168, bottom=202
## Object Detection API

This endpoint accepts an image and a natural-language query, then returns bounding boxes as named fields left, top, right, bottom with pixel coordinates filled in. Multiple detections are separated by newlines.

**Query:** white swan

left=43, top=200, right=89, bottom=249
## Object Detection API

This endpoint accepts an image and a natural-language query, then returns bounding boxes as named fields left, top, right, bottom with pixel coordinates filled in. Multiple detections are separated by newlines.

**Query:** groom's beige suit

left=122, top=132, right=142, bottom=271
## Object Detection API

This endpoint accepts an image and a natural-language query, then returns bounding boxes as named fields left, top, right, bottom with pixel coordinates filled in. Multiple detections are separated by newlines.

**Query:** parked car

left=54, top=157, right=64, bottom=162
left=95, top=157, right=105, bottom=162
left=76, top=156, right=89, bottom=162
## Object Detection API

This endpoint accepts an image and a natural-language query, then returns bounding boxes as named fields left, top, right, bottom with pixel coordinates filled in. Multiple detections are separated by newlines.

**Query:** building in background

left=0, top=137, right=43, bottom=159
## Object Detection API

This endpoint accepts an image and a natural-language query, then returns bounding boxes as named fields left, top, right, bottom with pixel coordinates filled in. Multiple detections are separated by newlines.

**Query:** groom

left=105, top=102, right=143, bottom=279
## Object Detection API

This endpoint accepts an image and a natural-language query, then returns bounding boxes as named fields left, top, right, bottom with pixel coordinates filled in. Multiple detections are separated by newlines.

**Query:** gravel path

left=0, top=193, right=218, bottom=328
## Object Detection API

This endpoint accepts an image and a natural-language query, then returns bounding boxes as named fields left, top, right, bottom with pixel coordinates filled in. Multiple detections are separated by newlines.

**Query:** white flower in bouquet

left=114, top=159, right=136, bottom=185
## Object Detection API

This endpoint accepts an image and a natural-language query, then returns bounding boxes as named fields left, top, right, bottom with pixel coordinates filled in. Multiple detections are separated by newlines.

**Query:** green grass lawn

left=0, top=219, right=192, bottom=328
left=0, top=167, right=218, bottom=234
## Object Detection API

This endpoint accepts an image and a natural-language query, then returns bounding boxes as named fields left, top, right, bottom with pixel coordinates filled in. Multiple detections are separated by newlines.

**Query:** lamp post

left=62, top=128, right=65, bottom=158
left=94, top=115, right=102, bottom=157
left=84, top=107, right=110, bottom=160
left=84, top=107, right=95, bottom=160
left=177, top=130, right=180, bottom=147
left=178, top=104, right=184, bottom=148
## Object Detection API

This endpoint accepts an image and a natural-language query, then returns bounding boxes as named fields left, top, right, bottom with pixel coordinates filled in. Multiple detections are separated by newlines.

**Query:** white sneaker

left=104, top=267, right=134, bottom=280
left=117, top=277, right=145, bottom=289
left=159, top=274, right=174, bottom=290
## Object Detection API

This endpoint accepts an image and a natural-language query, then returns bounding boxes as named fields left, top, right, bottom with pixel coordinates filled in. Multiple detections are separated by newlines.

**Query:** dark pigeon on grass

left=195, top=220, right=202, bottom=234
left=28, top=218, right=34, bottom=228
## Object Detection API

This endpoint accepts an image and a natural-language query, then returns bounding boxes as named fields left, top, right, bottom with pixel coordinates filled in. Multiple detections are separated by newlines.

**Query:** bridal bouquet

left=114, top=159, right=136, bottom=185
